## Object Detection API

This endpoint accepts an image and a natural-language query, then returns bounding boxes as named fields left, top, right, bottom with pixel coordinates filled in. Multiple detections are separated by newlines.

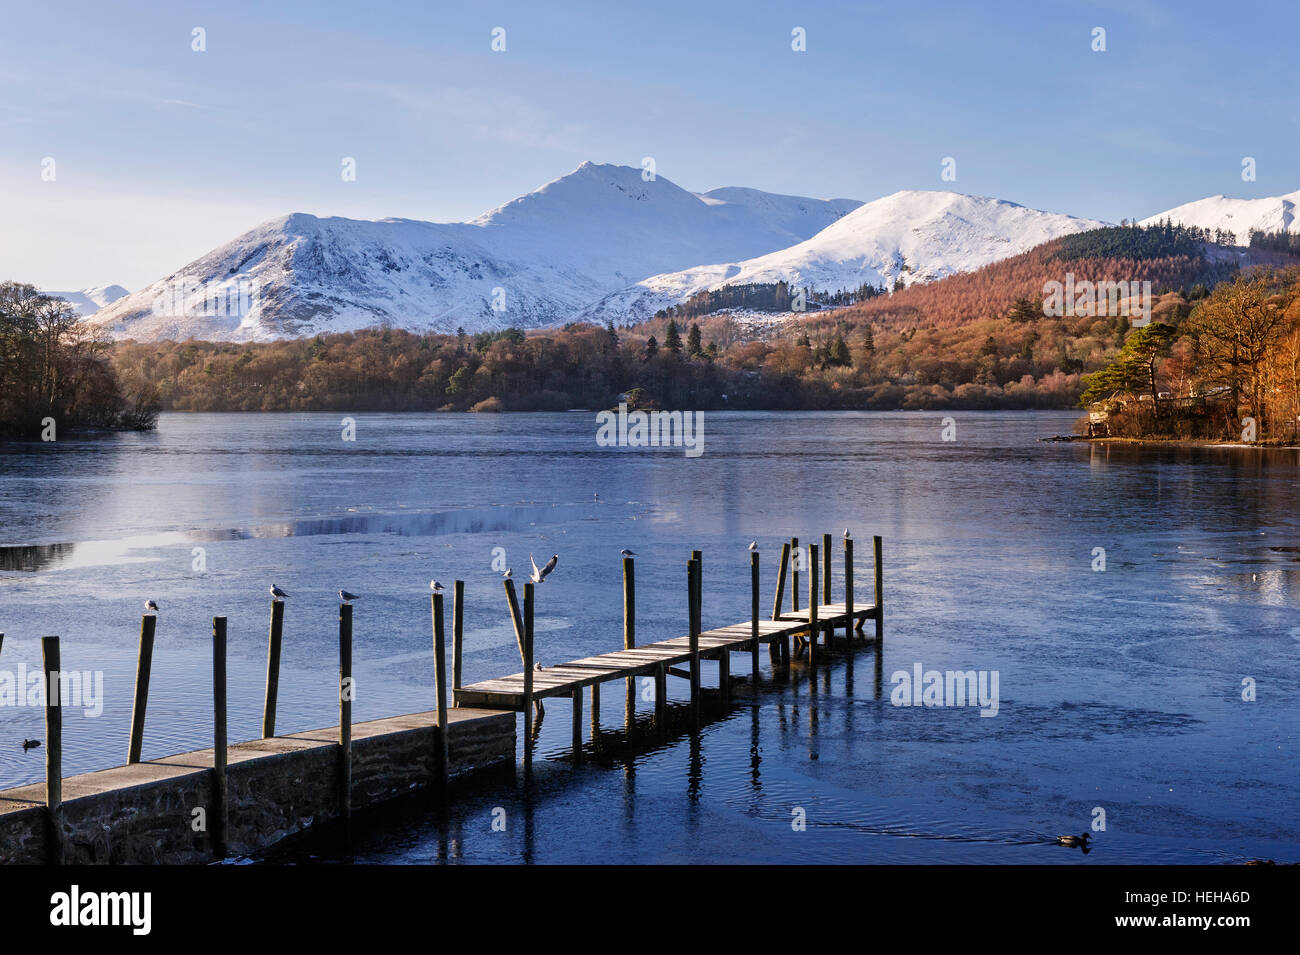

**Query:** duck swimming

left=1057, top=833, right=1092, bottom=851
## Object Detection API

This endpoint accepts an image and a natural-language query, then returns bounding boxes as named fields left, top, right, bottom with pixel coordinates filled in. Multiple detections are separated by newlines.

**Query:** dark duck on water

left=1056, top=833, right=1092, bottom=852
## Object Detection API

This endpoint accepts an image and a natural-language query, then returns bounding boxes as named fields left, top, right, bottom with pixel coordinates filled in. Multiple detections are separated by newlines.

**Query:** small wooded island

left=1079, top=266, right=1300, bottom=443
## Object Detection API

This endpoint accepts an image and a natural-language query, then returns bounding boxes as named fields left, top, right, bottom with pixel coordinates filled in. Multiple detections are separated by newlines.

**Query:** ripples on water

left=1, top=411, right=1298, bottom=863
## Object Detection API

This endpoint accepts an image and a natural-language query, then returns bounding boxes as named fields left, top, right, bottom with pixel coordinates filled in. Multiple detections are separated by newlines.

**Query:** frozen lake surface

left=1, top=411, right=1297, bottom=863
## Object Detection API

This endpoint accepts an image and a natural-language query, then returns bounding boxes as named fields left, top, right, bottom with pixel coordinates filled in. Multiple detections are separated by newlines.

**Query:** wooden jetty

left=0, top=529, right=881, bottom=863
left=455, top=534, right=883, bottom=758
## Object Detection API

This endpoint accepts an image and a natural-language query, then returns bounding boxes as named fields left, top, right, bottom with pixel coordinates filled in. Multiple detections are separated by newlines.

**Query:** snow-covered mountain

left=45, top=285, right=130, bottom=316
left=88, top=163, right=860, bottom=342
left=1140, top=190, right=1300, bottom=240
left=582, top=191, right=1108, bottom=324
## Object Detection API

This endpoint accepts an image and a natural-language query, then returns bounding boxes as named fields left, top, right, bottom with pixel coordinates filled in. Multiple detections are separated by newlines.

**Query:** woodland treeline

left=1079, top=267, right=1300, bottom=441
left=105, top=226, right=1300, bottom=418
left=0, top=282, right=159, bottom=438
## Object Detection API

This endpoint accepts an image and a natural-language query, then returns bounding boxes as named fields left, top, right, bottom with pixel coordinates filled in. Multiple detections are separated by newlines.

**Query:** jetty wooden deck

left=455, top=601, right=876, bottom=710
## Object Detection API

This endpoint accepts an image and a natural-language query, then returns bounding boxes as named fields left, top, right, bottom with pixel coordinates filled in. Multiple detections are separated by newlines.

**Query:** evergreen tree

left=665, top=319, right=683, bottom=354
left=644, top=335, right=658, bottom=359
left=686, top=323, right=702, bottom=357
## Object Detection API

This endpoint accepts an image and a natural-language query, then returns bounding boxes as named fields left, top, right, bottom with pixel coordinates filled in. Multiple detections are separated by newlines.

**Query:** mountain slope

left=582, top=191, right=1109, bottom=323
left=1140, top=190, right=1300, bottom=240
left=88, top=163, right=861, bottom=342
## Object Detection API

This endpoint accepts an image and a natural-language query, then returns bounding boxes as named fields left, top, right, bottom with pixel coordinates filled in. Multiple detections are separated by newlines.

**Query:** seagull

left=338, top=589, right=359, bottom=604
left=593, top=492, right=599, bottom=501
left=748, top=541, right=757, bottom=551
left=502, top=568, right=512, bottom=579
left=620, top=549, right=637, bottom=558
left=529, top=553, right=558, bottom=583
left=270, top=585, right=289, bottom=600
left=430, top=580, right=445, bottom=593
left=22, top=739, right=40, bottom=752
left=534, top=662, right=544, bottom=671
left=144, top=599, right=159, bottom=613
left=843, top=527, right=851, bottom=539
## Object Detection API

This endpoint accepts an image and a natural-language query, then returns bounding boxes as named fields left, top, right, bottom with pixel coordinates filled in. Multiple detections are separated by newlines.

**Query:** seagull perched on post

left=338, top=589, right=359, bottom=604
left=748, top=541, right=757, bottom=551
left=430, top=580, right=444, bottom=594
left=270, top=585, right=289, bottom=600
left=620, top=549, right=637, bottom=558
left=530, top=553, right=558, bottom=583
left=843, top=527, right=851, bottom=540
left=502, top=568, right=512, bottom=579
left=144, top=599, right=159, bottom=613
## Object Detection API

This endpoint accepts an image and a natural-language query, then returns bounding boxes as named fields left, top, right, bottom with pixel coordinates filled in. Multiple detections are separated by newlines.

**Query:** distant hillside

left=834, top=227, right=1295, bottom=331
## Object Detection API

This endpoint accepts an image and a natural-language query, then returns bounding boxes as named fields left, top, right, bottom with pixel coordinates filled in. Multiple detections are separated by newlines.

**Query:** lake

left=1, top=410, right=1297, bottom=863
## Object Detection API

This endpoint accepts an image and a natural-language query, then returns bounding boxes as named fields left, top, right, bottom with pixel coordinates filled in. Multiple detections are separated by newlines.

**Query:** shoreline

left=1043, top=434, right=1300, bottom=450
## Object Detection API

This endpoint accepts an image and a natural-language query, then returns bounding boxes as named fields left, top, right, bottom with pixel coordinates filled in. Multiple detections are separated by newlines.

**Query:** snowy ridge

left=89, top=163, right=860, bottom=342
left=1139, top=190, right=1300, bottom=240
left=85, top=163, right=1300, bottom=342
left=45, top=285, right=130, bottom=316
left=582, top=191, right=1108, bottom=324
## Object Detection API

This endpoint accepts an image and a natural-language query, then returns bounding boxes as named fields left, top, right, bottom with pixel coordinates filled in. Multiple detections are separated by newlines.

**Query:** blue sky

left=3, top=0, right=1298, bottom=289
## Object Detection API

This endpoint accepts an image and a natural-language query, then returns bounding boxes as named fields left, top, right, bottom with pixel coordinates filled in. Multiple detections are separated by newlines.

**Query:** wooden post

left=452, top=580, right=464, bottom=693
left=339, top=603, right=353, bottom=821
left=844, top=537, right=855, bottom=644
left=822, top=532, right=832, bottom=608
left=688, top=558, right=700, bottom=725
left=719, top=649, right=730, bottom=704
left=591, top=682, right=600, bottom=740
left=654, top=662, right=666, bottom=728
left=522, top=583, right=534, bottom=769
left=691, top=549, right=702, bottom=637
left=791, top=537, right=800, bottom=613
left=503, top=579, right=527, bottom=668
left=874, top=535, right=884, bottom=642
left=432, top=592, right=449, bottom=791
left=262, top=598, right=285, bottom=738
left=0, top=632, right=5, bottom=660
left=623, top=556, right=635, bottom=730
left=211, top=617, right=228, bottom=860
left=809, top=543, right=820, bottom=667
left=772, top=541, right=790, bottom=620
left=750, top=551, right=760, bottom=680
left=127, top=612, right=156, bottom=763
left=41, top=636, right=64, bottom=865
left=571, top=688, right=583, bottom=761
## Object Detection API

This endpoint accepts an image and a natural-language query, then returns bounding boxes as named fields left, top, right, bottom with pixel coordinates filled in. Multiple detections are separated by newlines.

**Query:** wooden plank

left=504, top=578, right=526, bottom=667
left=791, top=537, right=800, bottom=614
left=772, top=541, right=790, bottom=621
left=822, top=532, right=833, bottom=607
left=688, top=557, right=700, bottom=725
left=874, top=535, right=884, bottom=642
left=263, top=598, right=285, bottom=738
left=127, top=613, right=156, bottom=764
left=42, top=636, right=64, bottom=865
left=809, top=543, right=819, bottom=667
left=844, top=537, right=854, bottom=644
left=211, top=619, right=228, bottom=859
left=452, top=580, right=464, bottom=691
left=751, top=550, right=760, bottom=680
left=624, top=555, right=635, bottom=731
left=339, top=602, right=353, bottom=821
left=523, top=583, right=534, bottom=769
left=432, top=592, right=448, bottom=791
